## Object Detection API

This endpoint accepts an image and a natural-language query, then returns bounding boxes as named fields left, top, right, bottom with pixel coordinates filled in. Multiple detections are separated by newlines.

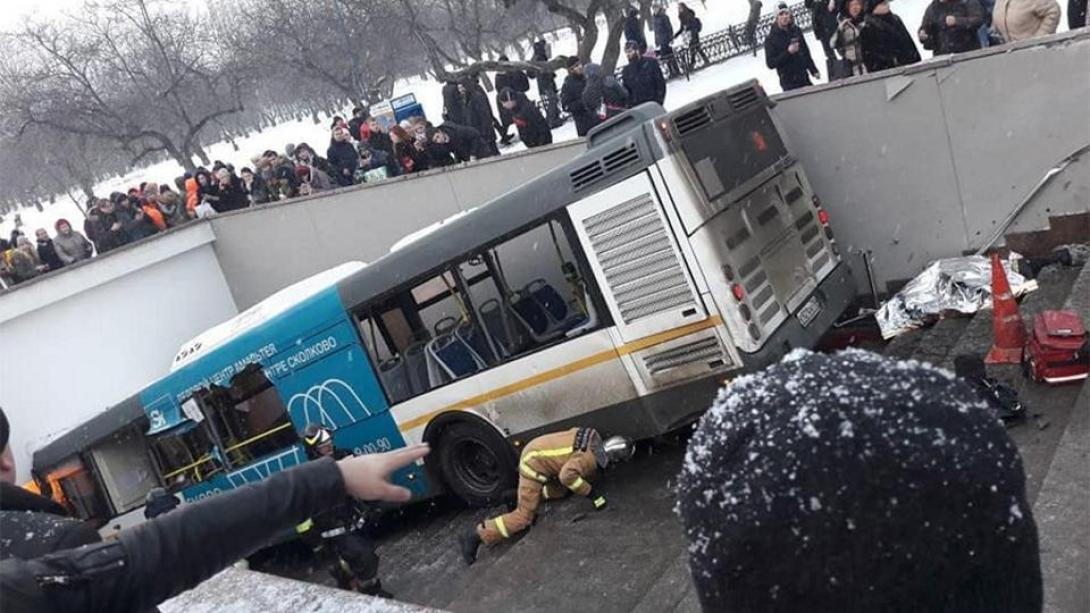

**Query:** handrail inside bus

left=223, top=422, right=294, bottom=454
left=162, top=453, right=213, bottom=481
left=160, top=422, right=296, bottom=482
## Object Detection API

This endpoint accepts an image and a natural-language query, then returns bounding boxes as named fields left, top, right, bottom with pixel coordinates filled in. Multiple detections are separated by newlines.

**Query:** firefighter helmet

left=602, top=435, right=635, bottom=465
left=302, top=423, right=333, bottom=450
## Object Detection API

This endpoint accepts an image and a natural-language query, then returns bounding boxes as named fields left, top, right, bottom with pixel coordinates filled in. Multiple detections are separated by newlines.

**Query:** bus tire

left=436, top=422, right=518, bottom=507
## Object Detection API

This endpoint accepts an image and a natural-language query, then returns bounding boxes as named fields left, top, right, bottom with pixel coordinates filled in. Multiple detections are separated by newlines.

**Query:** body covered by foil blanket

left=876, top=255, right=1037, bottom=339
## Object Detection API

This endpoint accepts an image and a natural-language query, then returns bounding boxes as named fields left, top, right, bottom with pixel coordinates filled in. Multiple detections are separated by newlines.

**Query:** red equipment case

left=1023, top=310, right=1089, bottom=384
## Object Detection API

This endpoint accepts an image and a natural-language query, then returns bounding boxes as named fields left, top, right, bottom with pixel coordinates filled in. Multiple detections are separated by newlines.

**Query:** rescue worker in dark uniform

left=459, top=427, right=633, bottom=564
left=299, top=423, right=390, bottom=598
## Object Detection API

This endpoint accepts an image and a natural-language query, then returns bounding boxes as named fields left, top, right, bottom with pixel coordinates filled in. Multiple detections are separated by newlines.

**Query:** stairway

left=880, top=259, right=1089, bottom=610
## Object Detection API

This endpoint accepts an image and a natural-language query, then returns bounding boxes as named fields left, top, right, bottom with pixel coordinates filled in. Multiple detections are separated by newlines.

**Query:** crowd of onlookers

left=2, top=0, right=1084, bottom=288
left=770, top=0, right=1083, bottom=91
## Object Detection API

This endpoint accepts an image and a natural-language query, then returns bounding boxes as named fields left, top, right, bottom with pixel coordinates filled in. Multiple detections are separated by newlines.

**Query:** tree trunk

left=191, top=144, right=212, bottom=167
left=599, top=10, right=626, bottom=72
left=578, top=17, right=600, bottom=62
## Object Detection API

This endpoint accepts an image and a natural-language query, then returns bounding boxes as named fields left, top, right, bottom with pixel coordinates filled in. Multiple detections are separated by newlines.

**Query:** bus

left=31, top=80, right=855, bottom=536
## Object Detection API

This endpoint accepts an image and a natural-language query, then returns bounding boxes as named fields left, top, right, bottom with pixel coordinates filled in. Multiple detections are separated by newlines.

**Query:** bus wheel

left=437, top=422, right=517, bottom=507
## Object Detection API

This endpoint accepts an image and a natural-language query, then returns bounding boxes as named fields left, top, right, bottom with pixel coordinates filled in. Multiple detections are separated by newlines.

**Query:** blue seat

left=456, top=319, right=496, bottom=365
left=510, top=290, right=552, bottom=338
left=526, top=279, right=588, bottom=331
left=428, top=333, right=486, bottom=380
left=378, top=356, right=411, bottom=404
left=404, top=340, right=430, bottom=395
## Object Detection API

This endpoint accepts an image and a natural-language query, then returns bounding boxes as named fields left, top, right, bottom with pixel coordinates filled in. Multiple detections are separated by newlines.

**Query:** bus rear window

left=682, top=108, right=788, bottom=203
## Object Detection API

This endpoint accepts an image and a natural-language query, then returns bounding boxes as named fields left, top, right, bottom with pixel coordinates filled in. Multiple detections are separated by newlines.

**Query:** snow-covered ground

left=5, top=0, right=1072, bottom=237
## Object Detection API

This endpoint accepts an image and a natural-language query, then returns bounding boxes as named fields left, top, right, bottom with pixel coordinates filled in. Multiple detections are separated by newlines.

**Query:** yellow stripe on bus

left=396, top=316, right=722, bottom=433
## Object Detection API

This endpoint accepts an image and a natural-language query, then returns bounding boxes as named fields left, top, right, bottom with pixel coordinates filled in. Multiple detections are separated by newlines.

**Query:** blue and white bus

left=32, top=80, right=855, bottom=536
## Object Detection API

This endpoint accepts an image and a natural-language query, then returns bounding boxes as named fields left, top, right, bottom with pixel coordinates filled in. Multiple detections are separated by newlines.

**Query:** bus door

left=567, top=172, right=734, bottom=391
left=271, top=320, right=405, bottom=457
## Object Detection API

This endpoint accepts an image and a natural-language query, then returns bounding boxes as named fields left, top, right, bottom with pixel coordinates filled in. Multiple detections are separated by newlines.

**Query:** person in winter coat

left=459, top=80, right=501, bottom=158
left=115, top=194, right=158, bottom=242
left=861, top=0, right=922, bottom=71
left=624, top=6, right=649, bottom=52
left=139, top=195, right=167, bottom=232
left=992, top=0, right=1060, bottom=41
left=157, top=190, right=189, bottom=227
left=360, top=116, right=397, bottom=161
left=765, top=3, right=821, bottom=90
left=459, top=428, right=633, bottom=565
left=442, top=82, right=467, bottom=125
left=33, top=229, right=64, bottom=272
left=143, top=488, right=179, bottom=520
left=675, top=3, right=711, bottom=67
left=495, top=56, right=532, bottom=142
left=677, top=350, right=1042, bottom=612
left=9, top=238, right=43, bottom=282
left=0, top=438, right=428, bottom=613
left=806, top=0, right=843, bottom=76
left=51, top=219, right=93, bottom=265
left=560, top=57, right=601, bottom=137
left=499, top=88, right=553, bottom=148
left=831, top=0, right=868, bottom=76
left=184, top=175, right=201, bottom=219
left=87, top=198, right=129, bottom=254
left=745, top=0, right=764, bottom=54
left=214, top=168, right=249, bottom=212
left=621, top=41, right=667, bottom=106
left=347, top=107, right=367, bottom=143
left=240, top=167, right=273, bottom=204
left=390, top=126, right=430, bottom=174
left=293, top=142, right=336, bottom=179
left=582, top=63, right=630, bottom=121
left=430, top=122, right=489, bottom=164
left=531, top=40, right=564, bottom=128
left=194, top=169, right=221, bottom=213
left=327, top=126, right=360, bottom=187
left=654, top=5, right=682, bottom=76
left=918, top=0, right=985, bottom=55
left=1, top=409, right=102, bottom=562
left=1069, top=0, right=1088, bottom=29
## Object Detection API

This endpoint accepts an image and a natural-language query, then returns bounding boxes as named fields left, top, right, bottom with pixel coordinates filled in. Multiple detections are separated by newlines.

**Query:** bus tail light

left=817, top=209, right=830, bottom=225
left=731, top=284, right=746, bottom=301
left=658, top=120, right=673, bottom=143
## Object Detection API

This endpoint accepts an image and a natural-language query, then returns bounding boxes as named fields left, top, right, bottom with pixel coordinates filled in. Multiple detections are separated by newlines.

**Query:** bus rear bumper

left=738, top=262, right=855, bottom=371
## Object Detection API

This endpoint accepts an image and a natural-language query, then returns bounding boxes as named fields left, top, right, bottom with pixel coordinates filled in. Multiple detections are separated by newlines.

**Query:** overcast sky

left=0, top=0, right=204, bottom=31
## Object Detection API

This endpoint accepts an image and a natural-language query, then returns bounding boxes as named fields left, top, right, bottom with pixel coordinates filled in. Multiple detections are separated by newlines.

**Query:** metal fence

left=613, top=2, right=813, bottom=81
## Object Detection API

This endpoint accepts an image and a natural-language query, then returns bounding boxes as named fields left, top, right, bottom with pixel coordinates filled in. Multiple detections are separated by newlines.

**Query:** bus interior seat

left=433, top=316, right=458, bottom=337
left=478, top=298, right=526, bottom=358
left=509, top=290, right=564, bottom=344
left=427, top=334, right=487, bottom=381
left=378, top=356, right=412, bottom=404
left=526, top=278, right=587, bottom=331
left=455, top=318, right=496, bottom=364
left=404, top=340, right=430, bottom=395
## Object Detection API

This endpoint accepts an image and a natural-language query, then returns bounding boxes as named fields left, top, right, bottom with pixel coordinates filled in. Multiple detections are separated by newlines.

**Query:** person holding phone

left=765, top=2, right=821, bottom=91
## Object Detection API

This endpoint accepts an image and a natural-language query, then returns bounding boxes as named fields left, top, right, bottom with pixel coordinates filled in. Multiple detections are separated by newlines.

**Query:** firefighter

left=298, top=423, right=390, bottom=597
left=459, top=427, right=634, bottom=565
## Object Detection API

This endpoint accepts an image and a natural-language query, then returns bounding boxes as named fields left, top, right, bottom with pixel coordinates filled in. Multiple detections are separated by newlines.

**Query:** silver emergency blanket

left=876, top=255, right=1036, bottom=339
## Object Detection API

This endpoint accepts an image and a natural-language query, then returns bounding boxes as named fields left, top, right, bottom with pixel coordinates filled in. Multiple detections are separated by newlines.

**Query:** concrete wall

left=773, top=30, right=1090, bottom=291
left=0, top=225, right=238, bottom=483
left=210, top=141, right=584, bottom=309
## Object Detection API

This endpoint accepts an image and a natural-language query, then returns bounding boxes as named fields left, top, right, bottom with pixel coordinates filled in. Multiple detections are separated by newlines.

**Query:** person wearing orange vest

left=459, top=427, right=633, bottom=564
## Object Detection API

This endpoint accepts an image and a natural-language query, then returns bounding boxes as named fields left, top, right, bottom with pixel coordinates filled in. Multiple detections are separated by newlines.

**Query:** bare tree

left=1, top=0, right=245, bottom=172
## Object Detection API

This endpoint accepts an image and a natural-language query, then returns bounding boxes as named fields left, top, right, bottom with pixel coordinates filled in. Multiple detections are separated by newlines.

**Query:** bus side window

left=218, top=365, right=298, bottom=463
left=150, top=424, right=218, bottom=492
left=460, top=218, right=597, bottom=361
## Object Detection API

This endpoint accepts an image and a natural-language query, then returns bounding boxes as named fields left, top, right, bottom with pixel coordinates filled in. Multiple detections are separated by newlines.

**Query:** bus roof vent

left=570, top=160, right=605, bottom=192
left=602, top=143, right=639, bottom=173
left=728, top=87, right=760, bottom=112
left=673, top=105, right=712, bottom=137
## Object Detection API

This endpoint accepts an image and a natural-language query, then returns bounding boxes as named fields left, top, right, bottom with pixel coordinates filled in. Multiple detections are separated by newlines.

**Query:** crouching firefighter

left=298, top=424, right=391, bottom=597
left=459, top=427, right=633, bottom=565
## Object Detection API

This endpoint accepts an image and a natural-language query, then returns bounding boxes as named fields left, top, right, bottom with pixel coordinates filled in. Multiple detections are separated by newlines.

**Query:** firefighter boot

left=358, top=577, right=393, bottom=599
left=460, top=529, right=482, bottom=566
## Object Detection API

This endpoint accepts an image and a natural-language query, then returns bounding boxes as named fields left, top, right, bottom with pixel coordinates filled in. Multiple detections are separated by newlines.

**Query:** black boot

left=358, top=578, right=393, bottom=598
left=459, top=529, right=482, bottom=566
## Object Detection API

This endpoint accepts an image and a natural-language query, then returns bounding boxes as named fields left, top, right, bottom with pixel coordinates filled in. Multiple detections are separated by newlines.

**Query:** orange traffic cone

left=985, top=252, right=1027, bottom=364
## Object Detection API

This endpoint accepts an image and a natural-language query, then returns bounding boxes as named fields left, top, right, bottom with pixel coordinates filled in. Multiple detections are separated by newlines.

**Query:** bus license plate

left=797, top=296, right=822, bottom=327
